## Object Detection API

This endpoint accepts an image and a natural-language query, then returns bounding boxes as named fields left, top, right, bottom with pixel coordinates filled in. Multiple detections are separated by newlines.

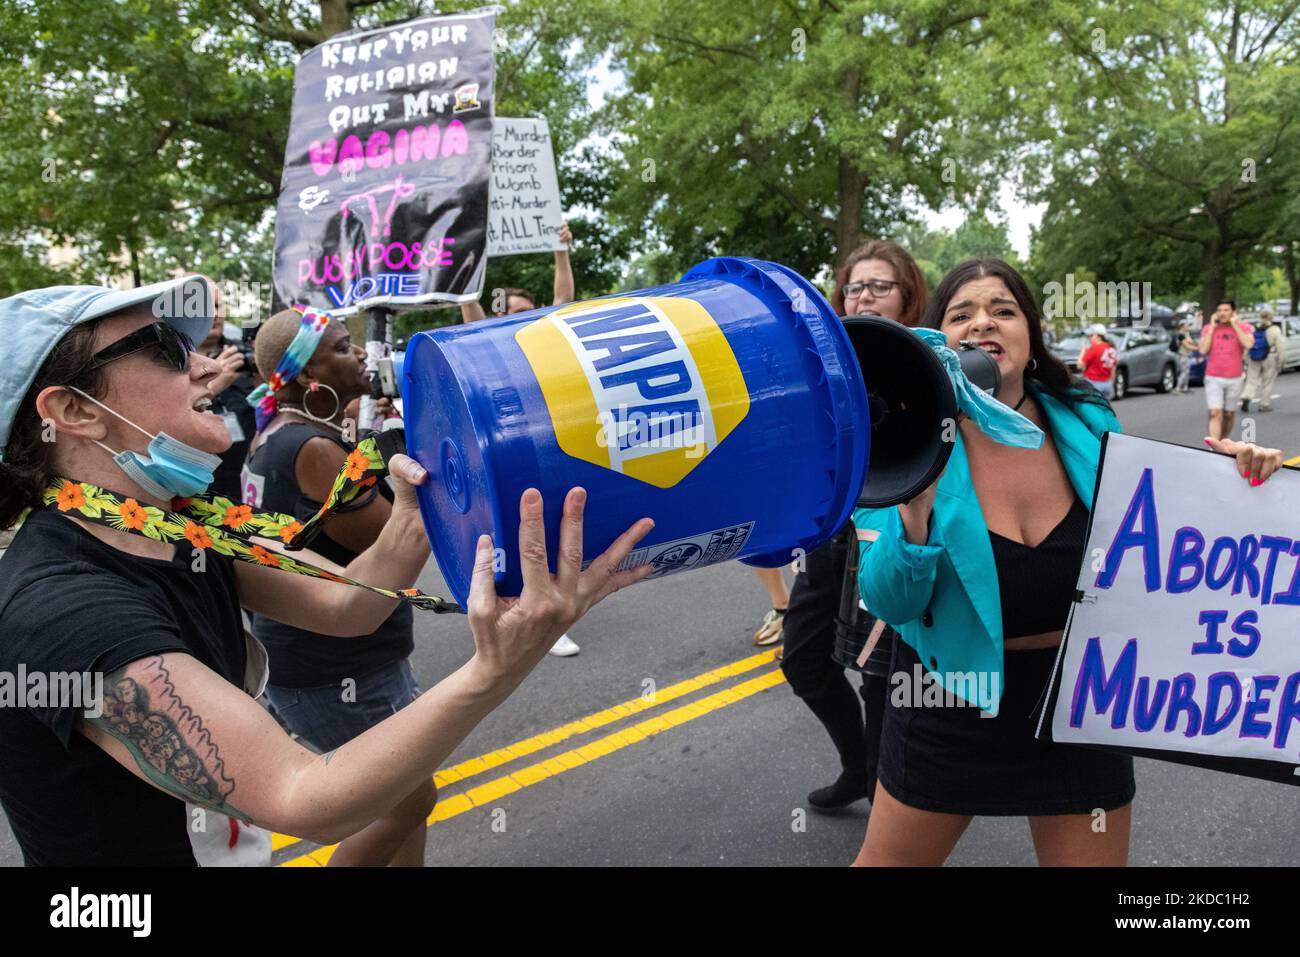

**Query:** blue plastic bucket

left=402, top=256, right=871, bottom=607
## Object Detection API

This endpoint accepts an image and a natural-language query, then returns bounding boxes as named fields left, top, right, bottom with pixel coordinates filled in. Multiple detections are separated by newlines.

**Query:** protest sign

left=1042, top=432, right=1300, bottom=784
left=272, top=11, right=496, bottom=315
left=487, top=117, right=566, bottom=256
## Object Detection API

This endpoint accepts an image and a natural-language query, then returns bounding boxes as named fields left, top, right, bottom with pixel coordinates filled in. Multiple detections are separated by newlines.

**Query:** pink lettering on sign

left=296, top=238, right=455, bottom=287
left=308, top=120, right=470, bottom=177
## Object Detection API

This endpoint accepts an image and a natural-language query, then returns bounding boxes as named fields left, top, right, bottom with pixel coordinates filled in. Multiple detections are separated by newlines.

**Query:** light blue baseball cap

left=0, top=275, right=215, bottom=462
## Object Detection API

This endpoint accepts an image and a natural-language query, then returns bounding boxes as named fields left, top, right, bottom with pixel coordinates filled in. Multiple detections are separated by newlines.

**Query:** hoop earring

left=1027, top=357, right=1039, bottom=372
left=302, top=382, right=341, bottom=422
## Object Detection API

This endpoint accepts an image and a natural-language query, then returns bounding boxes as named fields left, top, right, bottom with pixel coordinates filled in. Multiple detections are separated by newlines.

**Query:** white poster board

left=486, top=117, right=565, bottom=256
left=1047, top=432, right=1300, bottom=781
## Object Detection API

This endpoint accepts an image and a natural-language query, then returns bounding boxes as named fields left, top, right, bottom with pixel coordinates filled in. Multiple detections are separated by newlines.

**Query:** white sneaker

left=549, top=633, right=580, bottom=657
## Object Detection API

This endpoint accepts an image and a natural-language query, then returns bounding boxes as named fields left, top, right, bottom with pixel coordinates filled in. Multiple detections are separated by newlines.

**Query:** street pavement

left=1, top=373, right=1297, bottom=866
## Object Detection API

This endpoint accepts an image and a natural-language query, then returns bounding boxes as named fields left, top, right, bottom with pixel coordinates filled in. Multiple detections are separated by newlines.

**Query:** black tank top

left=988, top=497, right=1088, bottom=639
left=243, top=421, right=414, bottom=688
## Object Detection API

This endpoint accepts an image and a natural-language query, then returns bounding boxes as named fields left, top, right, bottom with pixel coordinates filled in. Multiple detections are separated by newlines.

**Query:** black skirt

left=876, top=638, right=1136, bottom=816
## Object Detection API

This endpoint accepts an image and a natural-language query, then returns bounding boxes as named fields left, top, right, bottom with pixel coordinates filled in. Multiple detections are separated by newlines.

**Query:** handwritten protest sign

left=272, top=11, right=495, bottom=315
left=1044, top=432, right=1300, bottom=784
left=487, top=117, right=565, bottom=256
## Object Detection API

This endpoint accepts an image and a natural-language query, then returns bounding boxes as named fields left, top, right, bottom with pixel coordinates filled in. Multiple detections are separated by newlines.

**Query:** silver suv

left=1051, top=325, right=1177, bottom=399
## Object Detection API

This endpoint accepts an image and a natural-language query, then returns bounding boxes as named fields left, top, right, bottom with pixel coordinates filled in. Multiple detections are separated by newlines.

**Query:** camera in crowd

left=223, top=320, right=261, bottom=378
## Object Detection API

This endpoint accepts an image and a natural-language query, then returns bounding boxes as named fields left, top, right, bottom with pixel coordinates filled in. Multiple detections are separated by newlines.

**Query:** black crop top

left=243, top=421, right=414, bottom=688
left=988, top=497, right=1089, bottom=639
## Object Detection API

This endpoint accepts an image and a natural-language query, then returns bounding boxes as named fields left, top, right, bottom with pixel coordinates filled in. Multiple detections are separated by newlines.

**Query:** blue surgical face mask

left=69, top=387, right=222, bottom=498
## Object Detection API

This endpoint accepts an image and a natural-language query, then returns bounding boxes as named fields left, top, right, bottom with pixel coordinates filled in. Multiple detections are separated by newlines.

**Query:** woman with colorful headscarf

left=242, top=307, right=432, bottom=866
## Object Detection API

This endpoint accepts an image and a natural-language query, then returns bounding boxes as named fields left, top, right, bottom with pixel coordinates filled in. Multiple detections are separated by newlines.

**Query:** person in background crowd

left=0, top=278, right=655, bottom=866
left=750, top=567, right=790, bottom=647
left=1199, top=298, right=1254, bottom=439
left=461, top=222, right=575, bottom=323
left=779, top=239, right=928, bottom=810
left=852, top=259, right=1284, bottom=866
left=241, top=308, right=431, bottom=865
left=197, top=288, right=258, bottom=501
left=461, top=222, right=579, bottom=656
left=1170, top=318, right=1195, bottom=393
left=1077, top=324, right=1118, bottom=400
left=1242, top=308, right=1284, bottom=413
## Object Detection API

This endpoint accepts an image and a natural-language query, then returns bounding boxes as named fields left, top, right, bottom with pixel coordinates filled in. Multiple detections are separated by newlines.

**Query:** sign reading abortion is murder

left=1045, top=432, right=1300, bottom=784
left=272, top=11, right=495, bottom=315
left=487, top=117, right=566, bottom=256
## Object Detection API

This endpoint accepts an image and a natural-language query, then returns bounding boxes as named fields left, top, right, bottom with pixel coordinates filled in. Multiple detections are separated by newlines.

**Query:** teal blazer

left=852, top=386, right=1121, bottom=716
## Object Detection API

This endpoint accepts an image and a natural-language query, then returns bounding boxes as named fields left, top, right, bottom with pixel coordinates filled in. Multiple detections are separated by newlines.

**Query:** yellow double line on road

left=278, top=649, right=787, bottom=866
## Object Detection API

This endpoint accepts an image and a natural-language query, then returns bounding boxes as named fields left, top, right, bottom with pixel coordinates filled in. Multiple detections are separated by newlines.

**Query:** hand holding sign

left=1203, top=436, right=1285, bottom=486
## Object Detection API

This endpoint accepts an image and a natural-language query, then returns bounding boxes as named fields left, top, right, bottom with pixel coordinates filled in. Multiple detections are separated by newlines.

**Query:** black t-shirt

left=243, top=421, right=413, bottom=688
left=0, top=510, right=247, bottom=866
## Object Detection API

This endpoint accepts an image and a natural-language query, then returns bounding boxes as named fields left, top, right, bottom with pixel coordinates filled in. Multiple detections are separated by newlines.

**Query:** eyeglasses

left=84, top=322, right=195, bottom=374
left=843, top=280, right=900, bottom=300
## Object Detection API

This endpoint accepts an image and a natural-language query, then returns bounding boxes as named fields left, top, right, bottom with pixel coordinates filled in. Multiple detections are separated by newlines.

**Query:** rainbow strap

left=246, top=306, right=331, bottom=432
left=42, top=431, right=460, bottom=614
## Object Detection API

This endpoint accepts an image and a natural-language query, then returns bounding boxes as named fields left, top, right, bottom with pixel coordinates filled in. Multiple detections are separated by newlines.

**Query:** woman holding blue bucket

left=0, top=277, right=655, bottom=865
left=850, top=260, right=1285, bottom=866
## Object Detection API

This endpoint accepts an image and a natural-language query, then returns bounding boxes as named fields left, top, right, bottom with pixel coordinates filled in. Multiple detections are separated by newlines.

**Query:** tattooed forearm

left=88, top=656, right=250, bottom=822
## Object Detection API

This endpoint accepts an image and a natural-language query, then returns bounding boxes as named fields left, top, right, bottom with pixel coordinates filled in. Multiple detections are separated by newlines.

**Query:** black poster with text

left=272, top=10, right=495, bottom=315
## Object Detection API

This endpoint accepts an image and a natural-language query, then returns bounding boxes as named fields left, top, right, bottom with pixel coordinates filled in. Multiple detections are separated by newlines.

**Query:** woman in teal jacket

left=851, top=260, right=1285, bottom=866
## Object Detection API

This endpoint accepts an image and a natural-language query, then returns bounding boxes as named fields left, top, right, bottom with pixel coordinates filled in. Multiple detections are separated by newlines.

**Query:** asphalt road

left=2, top=373, right=1297, bottom=867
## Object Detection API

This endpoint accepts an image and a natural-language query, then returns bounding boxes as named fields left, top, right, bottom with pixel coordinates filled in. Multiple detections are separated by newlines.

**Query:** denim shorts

left=262, top=658, right=421, bottom=753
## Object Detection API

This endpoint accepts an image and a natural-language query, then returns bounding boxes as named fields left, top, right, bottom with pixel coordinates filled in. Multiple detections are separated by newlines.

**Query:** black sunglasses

left=84, top=322, right=195, bottom=374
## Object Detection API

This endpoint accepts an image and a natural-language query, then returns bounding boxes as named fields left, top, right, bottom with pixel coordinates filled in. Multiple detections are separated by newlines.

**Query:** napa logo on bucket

left=515, top=296, right=750, bottom=488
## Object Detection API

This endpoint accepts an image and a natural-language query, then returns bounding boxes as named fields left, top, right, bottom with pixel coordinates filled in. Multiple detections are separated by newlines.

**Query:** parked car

left=1114, top=303, right=1177, bottom=329
left=1051, top=325, right=1178, bottom=399
left=1276, top=317, right=1300, bottom=371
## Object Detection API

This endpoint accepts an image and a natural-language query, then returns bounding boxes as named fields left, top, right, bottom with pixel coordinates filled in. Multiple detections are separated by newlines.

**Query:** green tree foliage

left=577, top=0, right=1049, bottom=280
left=1025, top=0, right=1300, bottom=315
left=897, top=216, right=1019, bottom=289
left=0, top=0, right=623, bottom=308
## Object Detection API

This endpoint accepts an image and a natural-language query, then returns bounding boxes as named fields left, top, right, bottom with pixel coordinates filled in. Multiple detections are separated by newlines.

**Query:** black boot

left=808, top=769, right=873, bottom=810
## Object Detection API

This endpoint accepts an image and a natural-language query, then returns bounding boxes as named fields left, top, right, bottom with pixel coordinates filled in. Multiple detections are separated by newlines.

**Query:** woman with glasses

left=779, top=240, right=929, bottom=810
left=0, top=279, right=652, bottom=866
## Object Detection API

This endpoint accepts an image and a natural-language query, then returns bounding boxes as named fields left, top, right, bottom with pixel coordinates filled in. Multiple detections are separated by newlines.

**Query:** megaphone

left=842, top=316, right=1001, bottom=508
